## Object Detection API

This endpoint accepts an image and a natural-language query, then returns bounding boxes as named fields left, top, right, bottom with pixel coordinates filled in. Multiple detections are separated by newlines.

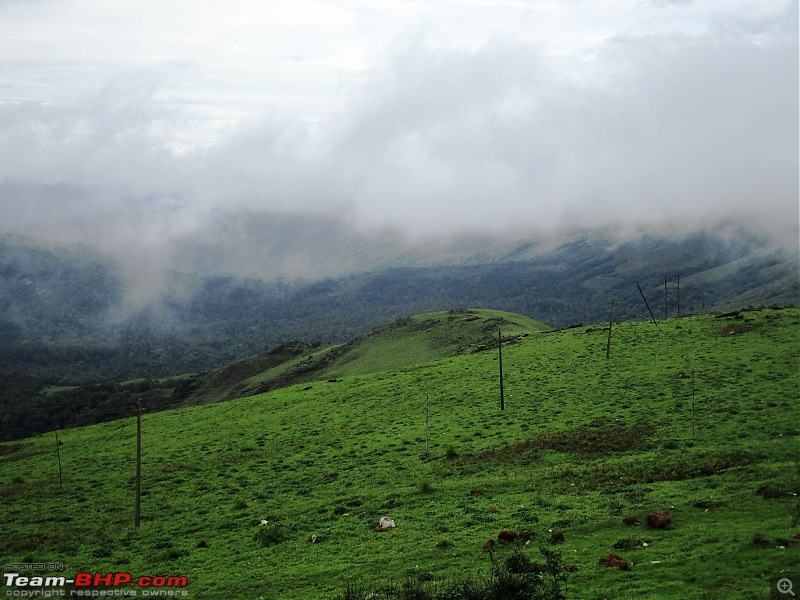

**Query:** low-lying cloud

left=0, top=0, right=796, bottom=272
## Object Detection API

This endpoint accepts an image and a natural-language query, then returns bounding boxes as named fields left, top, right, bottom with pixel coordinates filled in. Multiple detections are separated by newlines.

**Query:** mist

left=0, top=0, right=797, bottom=277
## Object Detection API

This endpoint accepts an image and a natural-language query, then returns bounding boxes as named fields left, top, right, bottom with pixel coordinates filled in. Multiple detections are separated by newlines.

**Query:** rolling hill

left=0, top=309, right=549, bottom=441
left=177, top=308, right=550, bottom=405
left=1, top=307, right=798, bottom=599
left=1, top=227, right=797, bottom=381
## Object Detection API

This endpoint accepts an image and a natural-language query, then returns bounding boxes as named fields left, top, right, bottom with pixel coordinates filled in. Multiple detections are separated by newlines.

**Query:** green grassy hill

left=1, top=308, right=799, bottom=599
left=181, top=309, right=550, bottom=404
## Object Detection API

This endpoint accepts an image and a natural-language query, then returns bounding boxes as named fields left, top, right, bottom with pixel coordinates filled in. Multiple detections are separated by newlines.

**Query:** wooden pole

left=498, top=329, right=505, bottom=411
left=691, top=369, right=695, bottom=436
left=636, top=283, right=658, bottom=326
left=54, top=430, right=63, bottom=488
left=606, top=298, right=615, bottom=359
left=135, top=400, right=142, bottom=528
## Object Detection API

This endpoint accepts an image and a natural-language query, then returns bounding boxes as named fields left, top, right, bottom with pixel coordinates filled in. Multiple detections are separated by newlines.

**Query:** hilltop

left=1, top=307, right=798, bottom=599
left=0, top=308, right=548, bottom=441
left=178, top=308, right=550, bottom=404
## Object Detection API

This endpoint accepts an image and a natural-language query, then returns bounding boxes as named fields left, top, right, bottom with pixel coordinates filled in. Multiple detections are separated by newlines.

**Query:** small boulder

left=599, top=553, right=630, bottom=570
left=646, top=511, right=672, bottom=529
left=498, top=530, right=518, bottom=543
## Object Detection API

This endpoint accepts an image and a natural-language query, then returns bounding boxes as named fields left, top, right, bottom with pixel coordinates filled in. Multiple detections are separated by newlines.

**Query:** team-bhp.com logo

left=4, top=572, right=188, bottom=597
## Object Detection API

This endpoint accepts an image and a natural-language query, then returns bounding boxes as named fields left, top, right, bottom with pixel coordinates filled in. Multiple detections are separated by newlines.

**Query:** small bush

left=335, top=545, right=567, bottom=600
left=420, top=481, right=435, bottom=494
left=612, top=538, right=643, bottom=551
left=159, top=549, right=186, bottom=561
left=253, top=523, right=289, bottom=548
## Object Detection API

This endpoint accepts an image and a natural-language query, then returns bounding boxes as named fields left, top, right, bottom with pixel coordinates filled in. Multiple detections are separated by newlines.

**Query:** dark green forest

left=1, top=230, right=797, bottom=441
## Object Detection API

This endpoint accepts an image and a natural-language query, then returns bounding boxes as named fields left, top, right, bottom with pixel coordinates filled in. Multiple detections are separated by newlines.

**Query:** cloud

left=298, top=3, right=798, bottom=237
left=0, top=0, right=796, bottom=264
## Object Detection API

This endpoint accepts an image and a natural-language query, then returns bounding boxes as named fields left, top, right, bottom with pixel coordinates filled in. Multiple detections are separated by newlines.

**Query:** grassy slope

left=186, top=309, right=550, bottom=403
left=1, top=308, right=799, bottom=599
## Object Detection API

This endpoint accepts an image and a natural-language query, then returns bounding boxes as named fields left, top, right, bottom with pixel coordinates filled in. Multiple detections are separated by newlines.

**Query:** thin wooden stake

left=636, top=283, right=658, bottom=326
left=691, top=369, right=696, bottom=436
left=54, top=430, right=63, bottom=488
left=498, top=329, right=505, bottom=411
left=135, top=400, right=143, bottom=528
left=606, top=298, right=615, bottom=359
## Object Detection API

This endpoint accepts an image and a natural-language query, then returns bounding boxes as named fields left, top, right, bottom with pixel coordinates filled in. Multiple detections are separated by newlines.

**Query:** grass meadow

left=1, top=307, right=798, bottom=599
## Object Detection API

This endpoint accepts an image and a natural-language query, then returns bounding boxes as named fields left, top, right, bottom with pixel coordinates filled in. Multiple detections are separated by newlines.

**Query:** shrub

left=253, top=523, right=289, bottom=548
left=612, top=538, right=644, bottom=551
left=335, top=545, right=567, bottom=600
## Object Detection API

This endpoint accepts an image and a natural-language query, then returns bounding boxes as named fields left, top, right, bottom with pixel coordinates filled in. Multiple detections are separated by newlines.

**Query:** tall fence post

left=691, top=369, right=696, bottom=437
left=54, top=430, right=63, bottom=488
left=498, top=329, right=505, bottom=411
left=606, top=298, right=615, bottom=359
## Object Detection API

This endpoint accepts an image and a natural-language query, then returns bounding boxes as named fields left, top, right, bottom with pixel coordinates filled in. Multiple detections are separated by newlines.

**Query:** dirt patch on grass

left=720, top=322, right=756, bottom=335
left=568, top=449, right=760, bottom=490
left=466, top=423, right=653, bottom=465
left=0, top=443, right=28, bottom=456
left=5, top=531, right=78, bottom=552
left=0, top=443, right=44, bottom=464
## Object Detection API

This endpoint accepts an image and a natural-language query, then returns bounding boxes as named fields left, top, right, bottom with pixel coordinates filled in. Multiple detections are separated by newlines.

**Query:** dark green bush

left=253, top=523, right=289, bottom=548
left=335, top=545, right=566, bottom=600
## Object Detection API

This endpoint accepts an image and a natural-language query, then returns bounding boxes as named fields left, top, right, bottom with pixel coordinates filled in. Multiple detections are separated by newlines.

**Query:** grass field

left=2, top=307, right=798, bottom=599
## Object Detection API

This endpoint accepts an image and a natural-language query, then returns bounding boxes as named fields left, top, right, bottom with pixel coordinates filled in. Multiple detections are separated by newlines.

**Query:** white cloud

left=0, top=0, right=796, bottom=253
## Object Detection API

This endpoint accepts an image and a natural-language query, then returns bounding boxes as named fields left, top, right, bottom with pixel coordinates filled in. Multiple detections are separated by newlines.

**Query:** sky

left=0, top=0, right=797, bottom=259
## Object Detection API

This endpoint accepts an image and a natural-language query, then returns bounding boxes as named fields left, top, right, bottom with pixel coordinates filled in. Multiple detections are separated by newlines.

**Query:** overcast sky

left=0, top=0, right=797, bottom=254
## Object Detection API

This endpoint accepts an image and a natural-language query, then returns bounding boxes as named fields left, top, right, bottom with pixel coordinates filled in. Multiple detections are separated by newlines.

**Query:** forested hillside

left=1, top=231, right=796, bottom=382
left=0, top=309, right=548, bottom=441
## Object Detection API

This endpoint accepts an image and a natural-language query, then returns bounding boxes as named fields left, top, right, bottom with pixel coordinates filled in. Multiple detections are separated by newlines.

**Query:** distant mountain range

left=0, top=222, right=797, bottom=382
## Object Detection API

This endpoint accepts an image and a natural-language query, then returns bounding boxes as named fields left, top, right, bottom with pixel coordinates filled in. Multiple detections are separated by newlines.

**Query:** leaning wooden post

left=498, top=329, right=505, bottom=411
left=54, top=430, right=63, bottom=488
left=606, top=298, right=615, bottom=359
left=636, top=283, right=658, bottom=326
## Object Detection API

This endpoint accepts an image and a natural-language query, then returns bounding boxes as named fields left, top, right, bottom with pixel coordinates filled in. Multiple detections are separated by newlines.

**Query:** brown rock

left=646, top=510, right=672, bottom=529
